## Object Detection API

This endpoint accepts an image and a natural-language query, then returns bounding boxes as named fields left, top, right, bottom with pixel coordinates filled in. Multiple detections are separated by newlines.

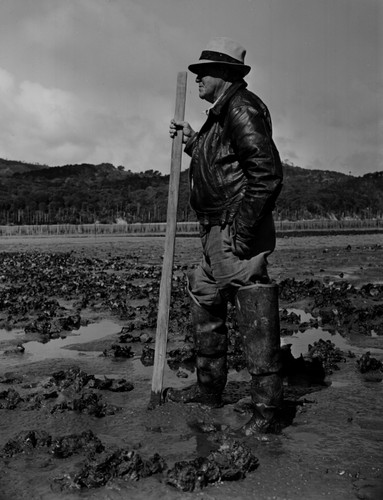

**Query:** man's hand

left=169, top=119, right=195, bottom=144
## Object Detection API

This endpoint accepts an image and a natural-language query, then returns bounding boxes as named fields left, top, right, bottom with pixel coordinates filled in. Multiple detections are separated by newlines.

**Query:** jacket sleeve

left=229, top=104, right=283, bottom=239
left=184, top=132, right=198, bottom=157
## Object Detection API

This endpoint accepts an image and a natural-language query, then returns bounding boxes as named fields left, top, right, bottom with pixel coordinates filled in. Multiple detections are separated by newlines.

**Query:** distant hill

left=280, top=164, right=383, bottom=219
left=0, top=157, right=382, bottom=225
left=0, top=158, right=49, bottom=177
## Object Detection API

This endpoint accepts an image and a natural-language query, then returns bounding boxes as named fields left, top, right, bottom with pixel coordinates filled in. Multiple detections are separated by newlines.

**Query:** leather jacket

left=184, top=80, right=283, bottom=241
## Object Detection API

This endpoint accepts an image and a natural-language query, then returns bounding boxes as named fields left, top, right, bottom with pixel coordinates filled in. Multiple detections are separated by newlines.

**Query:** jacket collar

left=209, top=80, right=247, bottom=116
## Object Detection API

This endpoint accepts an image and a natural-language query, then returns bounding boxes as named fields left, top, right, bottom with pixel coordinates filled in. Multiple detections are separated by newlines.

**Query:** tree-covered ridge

left=0, top=158, right=382, bottom=225
left=280, top=164, right=383, bottom=220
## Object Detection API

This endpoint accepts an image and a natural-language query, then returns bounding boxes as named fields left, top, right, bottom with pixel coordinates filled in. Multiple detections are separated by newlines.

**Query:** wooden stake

left=149, top=71, right=187, bottom=409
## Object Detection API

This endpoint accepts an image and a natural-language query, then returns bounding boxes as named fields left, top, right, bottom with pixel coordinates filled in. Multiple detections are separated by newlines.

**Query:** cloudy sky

left=0, top=0, right=381, bottom=176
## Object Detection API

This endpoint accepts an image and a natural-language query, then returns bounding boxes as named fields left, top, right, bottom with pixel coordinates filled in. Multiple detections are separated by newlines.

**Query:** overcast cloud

left=0, top=0, right=381, bottom=176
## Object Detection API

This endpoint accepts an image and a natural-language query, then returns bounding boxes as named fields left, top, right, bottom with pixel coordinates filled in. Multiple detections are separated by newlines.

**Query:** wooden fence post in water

left=149, top=71, right=187, bottom=409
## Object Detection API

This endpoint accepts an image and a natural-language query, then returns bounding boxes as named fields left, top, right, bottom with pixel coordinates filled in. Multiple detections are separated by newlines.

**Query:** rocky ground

left=0, top=232, right=382, bottom=500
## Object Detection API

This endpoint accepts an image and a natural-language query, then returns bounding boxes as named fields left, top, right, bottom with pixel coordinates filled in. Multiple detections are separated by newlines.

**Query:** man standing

left=166, top=37, right=284, bottom=434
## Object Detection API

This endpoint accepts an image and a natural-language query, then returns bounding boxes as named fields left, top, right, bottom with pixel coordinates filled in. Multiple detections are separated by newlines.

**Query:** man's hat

left=188, top=37, right=251, bottom=76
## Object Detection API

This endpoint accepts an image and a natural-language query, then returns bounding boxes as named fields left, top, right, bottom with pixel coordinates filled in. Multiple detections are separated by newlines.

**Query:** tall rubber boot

left=165, top=291, right=228, bottom=408
left=235, top=283, right=284, bottom=434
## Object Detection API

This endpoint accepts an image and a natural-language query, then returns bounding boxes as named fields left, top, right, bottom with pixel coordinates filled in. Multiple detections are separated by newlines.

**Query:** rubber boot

left=165, top=291, right=228, bottom=408
left=235, top=283, right=283, bottom=434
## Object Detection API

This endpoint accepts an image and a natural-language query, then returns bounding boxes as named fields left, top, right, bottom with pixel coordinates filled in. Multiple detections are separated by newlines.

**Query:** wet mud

left=0, top=233, right=382, bottom=500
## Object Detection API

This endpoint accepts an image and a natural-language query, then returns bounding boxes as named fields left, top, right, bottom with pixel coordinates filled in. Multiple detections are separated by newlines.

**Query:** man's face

left=195, top=66, right=228, bottom=103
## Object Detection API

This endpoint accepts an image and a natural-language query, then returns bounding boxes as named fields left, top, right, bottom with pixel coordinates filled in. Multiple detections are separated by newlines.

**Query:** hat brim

left=188, top=60, right=251, bottom=76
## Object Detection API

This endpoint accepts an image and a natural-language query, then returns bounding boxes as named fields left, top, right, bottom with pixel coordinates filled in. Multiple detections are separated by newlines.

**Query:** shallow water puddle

left=0, top=309, right=361, bottom=367
left=0, top=319, right=121, bottom=367
left=281, top=308, right=351, bottom=357
left=281, top=327, right=351, bottom=358
left=0, top=320, right=190, bottom=393
left=0, top=327, right=24, bottom=341
left=1, top=310, right=381, bottom=372
left=281, top=308, right=383, bottom=357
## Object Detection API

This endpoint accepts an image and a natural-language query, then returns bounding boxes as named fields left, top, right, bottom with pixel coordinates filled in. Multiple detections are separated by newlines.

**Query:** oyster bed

left=0, top=233, right=382, bottom=500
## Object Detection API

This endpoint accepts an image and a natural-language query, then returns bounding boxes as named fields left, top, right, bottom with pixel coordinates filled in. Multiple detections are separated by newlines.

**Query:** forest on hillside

left=0, top=158, right=382, bottom=225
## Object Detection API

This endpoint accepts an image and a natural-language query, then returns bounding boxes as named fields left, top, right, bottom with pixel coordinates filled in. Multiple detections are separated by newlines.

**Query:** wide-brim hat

left=188, top=37, right=251, bottom=76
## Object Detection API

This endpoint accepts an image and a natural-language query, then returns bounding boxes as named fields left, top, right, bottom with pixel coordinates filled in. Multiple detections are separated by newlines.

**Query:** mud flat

left=0, top=233, right=382, bottom=500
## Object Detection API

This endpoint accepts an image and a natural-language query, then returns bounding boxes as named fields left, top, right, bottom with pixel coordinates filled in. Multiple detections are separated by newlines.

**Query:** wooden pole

left=149, top=71, right=187, bottom=409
